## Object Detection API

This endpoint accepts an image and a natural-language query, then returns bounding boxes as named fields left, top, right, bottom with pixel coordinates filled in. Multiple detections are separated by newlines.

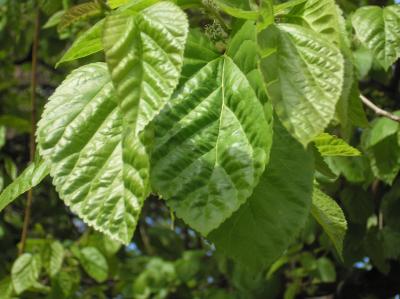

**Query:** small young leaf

left=77, top=247, right=108, bottom=283
left=46, top=241, right=64, bottom=277
left=57, top=19, right=104, bottom=66
left=0, top=158, right=49, bottom=213
left=58, top=2, right=102, bottom=31
left=314, top=133, right=361, bottom=157
left=352, top=5, right=400, bottom=70
left=11, top=253, right=42, bottom=294
left=43, top=10, right=65, bottom=29
left=311, top=187, right=347, bottom=256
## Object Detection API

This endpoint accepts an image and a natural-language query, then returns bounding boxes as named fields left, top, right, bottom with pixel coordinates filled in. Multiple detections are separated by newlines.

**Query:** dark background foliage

left=1, top=0, right=400, bottom=298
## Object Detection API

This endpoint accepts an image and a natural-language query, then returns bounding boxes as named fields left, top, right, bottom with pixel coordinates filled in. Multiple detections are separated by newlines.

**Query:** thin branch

left=19, top=7, right=40, bottom=256
left=360, top=94, right=400, bottom=123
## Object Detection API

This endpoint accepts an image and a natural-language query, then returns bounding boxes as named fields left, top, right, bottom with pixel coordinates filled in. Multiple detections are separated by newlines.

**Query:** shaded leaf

left=258, top=24, right=344, bottom=145
left=11, top=254, right=42, bottom=294
left=58, top=2, right=102, bottom=31
left=0, top=158, right=49, bottom=212
left=209, top=120, right=314, bottom=270
left=311, top=187, right=347, bottom=256
left=151, top=57, right=270, bottom=235
left=77, top=247, right=108, bottom=283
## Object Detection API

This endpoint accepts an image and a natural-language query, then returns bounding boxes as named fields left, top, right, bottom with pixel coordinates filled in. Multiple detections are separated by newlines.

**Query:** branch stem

left=360, top=94, right=400, bottom=123
left=19, top=8, right=40, bottom=256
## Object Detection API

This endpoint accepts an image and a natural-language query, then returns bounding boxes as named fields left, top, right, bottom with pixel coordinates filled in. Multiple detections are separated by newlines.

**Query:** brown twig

left=19, top=8, right=40, bottom=256
left=360, top=94, right=400, bottom=123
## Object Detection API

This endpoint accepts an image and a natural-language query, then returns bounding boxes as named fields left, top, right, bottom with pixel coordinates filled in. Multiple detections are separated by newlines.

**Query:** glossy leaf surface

left=258, top=24, right=344, bottom=145
left=352, top=5, right=400, bottom=70
left=151, top=57, right=270, bottom=235
left=37, top=63, right=142, bottom=244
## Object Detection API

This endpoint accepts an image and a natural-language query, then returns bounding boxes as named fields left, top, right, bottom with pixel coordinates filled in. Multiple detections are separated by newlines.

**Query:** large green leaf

left=151, top=57, right=271, bottom=235
left=209, top=120, right=314, bottom=270
left=37, top=63, right=141, bottom=244
left=258, top=24, right=344, bottom=145
left=0, top=158, right=49, bottom=212
left=103, top=3, right=188, bottom=224
left=57, top=19, right=104, bottom=66
left=352, top=5, right=400, bottom=70
left=311, top=187, right=347, bottom=256
left=11, top=254, right=42, bottom=294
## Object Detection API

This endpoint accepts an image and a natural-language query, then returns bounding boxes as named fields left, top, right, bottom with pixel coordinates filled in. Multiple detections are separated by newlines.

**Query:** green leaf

left=258, top=24, right=344, bottom=145
left=0, top=277, right=13, bottom=299
left=209, top=119, right=314, bottom=270
left=314, top=133, right=361, bottom=157
left=311, top=187, right=347, bottom=256
left=37, top=63, right=142, bottom=244
left=58, top=1, right=103, bottom=31
left=0, top=158, right=49, bottom=212
left=227, top=21, right=271, bottom=109
left=43, top=10, right=65, bottom=29
left=286, top=0, right=344, bottom=46
left=57, top=19, right=104, bottom=66
left=364, top=116, right=400, bottom=148
left=46, top=241, right=64, bottom=277
left=151, top=57, right=271, bottom=235
left=366, top=135, right=400, bottom=185
left=214, top=0, right=258, bottom=20
left=0, top=126, right=5, bottom=150
left=103, top=3, right=188, bottom=232
left=76, top=247, right=108, bottom=283
left=273, top=0, right=306, bottom=14
left=0, top=115, right=30, bottom=133
left=316, top=257, right=336, bottom=283
left=103, top=1, right=188, bottom=134
left=180, top=28, right=219, bottom=85
left=108, top=0, right=129, bottom=8
left=4, top=157, right=17, bottom=180
left=11, top=253, right=42, bottom=294
left=352, top=5, right=400, bottom=70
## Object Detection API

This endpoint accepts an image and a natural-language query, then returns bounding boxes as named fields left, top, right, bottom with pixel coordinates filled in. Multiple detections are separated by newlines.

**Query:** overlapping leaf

left=151, top=57, right=270, bottom=235
left=103, top=3, right=188, bottom=223
left=312, top=187, right=347, bottom=256
left=0, top=158, right=49, bottom=212
left=209, top=120, right=314, bottom=270
left=352, top=5, right=400, bottom=70
left=314, top=133, right=361, bottom=157
left=37, top=63, right=140, bottom=244
left=11, top=254, right=42, bottom=294
left=57, top=19, right=104, bottom=66
left=258, top=24, right=344, bottom=145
